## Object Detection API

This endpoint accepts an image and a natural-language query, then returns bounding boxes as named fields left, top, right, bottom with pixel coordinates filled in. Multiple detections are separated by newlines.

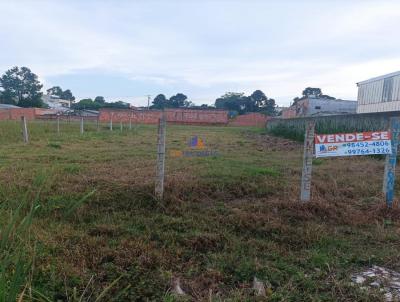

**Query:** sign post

left=383, top=117, right=400, bottom=207
left=312, top=126, right=394, bottom=206
left=315, top=131, right=391, bottom=157
left=155, top=112, right=166, bottom=200
left=300, top=121, right=315, bottom=202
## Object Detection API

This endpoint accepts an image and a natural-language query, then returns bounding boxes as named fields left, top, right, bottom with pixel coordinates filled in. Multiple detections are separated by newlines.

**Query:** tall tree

left=102, top=101, right=129, bottom=108
left=61, top=89, right=75, bottom=101
left=293, top=87, right=335, bottom=104
left=249, top=90, right=277, bottom=115
left=215, top=91, right=277, bottom=115
left=46, top=86, right=63, bottom=97
left=302, top=87, right=322, bottom=98
left=169, top=93, right=188, bottom=107
left=47, top=86, right=75, bottom=102
left=94, top=96, right=106, bottom=104
left=264, top=98, right=277, bottom=116
left=215, top=92, right=247, bottom=113
left=151, top=94, right=169, bottom=109
left=250, top=90, right=267, bottom=108
left=72, top=99, right=99, bottom=110
left=0, top=66, right=43, bottom=107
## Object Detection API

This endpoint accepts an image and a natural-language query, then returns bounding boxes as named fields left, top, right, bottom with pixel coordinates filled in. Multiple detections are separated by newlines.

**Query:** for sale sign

left=315, top=131, right=392, bottom=158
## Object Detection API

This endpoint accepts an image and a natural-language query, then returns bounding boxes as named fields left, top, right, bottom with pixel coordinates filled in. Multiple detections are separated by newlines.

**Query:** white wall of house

left=42, top=95, right=70, bottom=111
left=357, top=71, right=400, bottom=113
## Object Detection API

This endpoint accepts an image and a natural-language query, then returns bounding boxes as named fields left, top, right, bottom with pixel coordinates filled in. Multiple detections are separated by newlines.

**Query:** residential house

left=42, top=94, right=71, bottom=112
left=282, top=96, right=357, bottom=118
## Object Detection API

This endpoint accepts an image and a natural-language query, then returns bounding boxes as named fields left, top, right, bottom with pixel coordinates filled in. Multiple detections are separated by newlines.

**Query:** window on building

left=382, top=77, right=394, bottom=102
left=315, top=106, right=321, bottom=110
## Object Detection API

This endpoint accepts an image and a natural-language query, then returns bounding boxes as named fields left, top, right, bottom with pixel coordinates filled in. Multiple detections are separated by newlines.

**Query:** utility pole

left=147, top=95, right=151, bottom=110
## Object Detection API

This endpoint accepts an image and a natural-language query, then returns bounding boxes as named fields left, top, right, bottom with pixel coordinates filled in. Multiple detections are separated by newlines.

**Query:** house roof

left=357, top=71, right=400, bottom=86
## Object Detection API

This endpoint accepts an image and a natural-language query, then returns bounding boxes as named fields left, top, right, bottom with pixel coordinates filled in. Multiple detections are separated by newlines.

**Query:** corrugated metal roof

left=357, top=71, right=400, bottom=86
left=0, top=104, right=21, bottom=109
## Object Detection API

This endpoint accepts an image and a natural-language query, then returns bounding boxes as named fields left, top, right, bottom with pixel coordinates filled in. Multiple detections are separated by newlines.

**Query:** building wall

left=42, top=95, right=71, bottom=111
left=0, top=108, right=36, bottom=120
left=282, top=107, right=297, bottom=119
left=281, top=97, right=356, bottom=118
left=308, top=98, right=357, bottom=116
left=357, top=73, right=400, bottom=113
left=228, top=113, right=270, bottom=127
left=35, top=108, right=59, bottom=115
left=99, top=108, right=229, bottom=125
left=0, top=108, right=61, bottom=120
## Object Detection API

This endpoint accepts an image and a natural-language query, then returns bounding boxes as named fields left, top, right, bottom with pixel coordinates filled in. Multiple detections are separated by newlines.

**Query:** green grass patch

left=0, top=120, right=397, bottom=300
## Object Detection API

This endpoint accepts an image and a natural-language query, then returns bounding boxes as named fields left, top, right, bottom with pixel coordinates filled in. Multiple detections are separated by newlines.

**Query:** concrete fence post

left=129, top=117, right=132, bottom=130
left=383, top=116, right=400, bottom=207
left=110, top=114, right=113, bottom=131
left=97, top=118, right=100, bottom=131
left=57, top=116, right=60, bottom=135
left=300, top=120, right=315, bottom=202
left=21, top=116, right=29, bottom=144
left=120, top=121, right=123, bottom=131
left=155, top=112, right=167, bottom=200
left=80, top=117, right=84, bottom=134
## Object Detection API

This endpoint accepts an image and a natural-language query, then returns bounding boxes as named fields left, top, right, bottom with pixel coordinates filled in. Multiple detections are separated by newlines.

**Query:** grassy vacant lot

left=0, top=119, right=400, bottom=301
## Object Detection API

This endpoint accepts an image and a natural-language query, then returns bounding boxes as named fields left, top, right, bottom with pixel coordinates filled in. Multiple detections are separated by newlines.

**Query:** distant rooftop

left=357, top=71, right=400, bottom=86
left=0, top=104, right=21, bottom=109
left=306, top=95, right=356, bottom=102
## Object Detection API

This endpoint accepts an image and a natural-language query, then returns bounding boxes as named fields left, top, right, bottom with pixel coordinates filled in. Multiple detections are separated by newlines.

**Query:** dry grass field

left=0, top=119, right=400, bottom=301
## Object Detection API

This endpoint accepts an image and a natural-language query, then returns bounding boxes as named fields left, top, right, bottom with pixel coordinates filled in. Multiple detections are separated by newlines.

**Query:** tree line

left=0, top=66, right=128, bottom=109
left=151, top=90, right=278, bottom=116
left=0, top=66, right=279, bottom=115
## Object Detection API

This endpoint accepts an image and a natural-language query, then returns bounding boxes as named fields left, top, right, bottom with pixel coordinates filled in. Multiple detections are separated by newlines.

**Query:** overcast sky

left=1, top=0, right=400, bottom=106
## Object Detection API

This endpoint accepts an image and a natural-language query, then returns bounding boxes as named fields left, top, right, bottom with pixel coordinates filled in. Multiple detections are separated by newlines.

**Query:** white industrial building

left=357, top=71, right=400, bottom=113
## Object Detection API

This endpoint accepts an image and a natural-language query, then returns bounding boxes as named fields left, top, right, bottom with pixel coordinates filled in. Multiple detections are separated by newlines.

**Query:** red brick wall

left=99, top=108, right=229, bottom=125
left=282, top=108, right=296, bottom=119
left=0, top=110, right=10, bottom=120
left=35, top=108, right=58, bottom=115
left=0, top=108, right=36, bottom=120
left=229, top=113, right=269, bottom=127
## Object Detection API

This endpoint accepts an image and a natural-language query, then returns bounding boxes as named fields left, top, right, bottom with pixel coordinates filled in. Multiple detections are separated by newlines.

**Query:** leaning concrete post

left=155, top=112, right=167, bottom=200
left=300, top=120, right=315, bottom=202
left=21, top=116, right=29, bottom=144
left=383, top=116, right=400, bottom=207
left=80, top=117, right=84, bottom=134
